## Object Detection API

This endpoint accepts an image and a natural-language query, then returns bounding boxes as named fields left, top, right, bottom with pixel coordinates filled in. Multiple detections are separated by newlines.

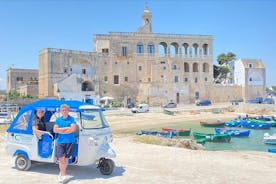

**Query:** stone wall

left=208, top=85, right=243, bottom=103
left=18, top=84, right=38, bottom=97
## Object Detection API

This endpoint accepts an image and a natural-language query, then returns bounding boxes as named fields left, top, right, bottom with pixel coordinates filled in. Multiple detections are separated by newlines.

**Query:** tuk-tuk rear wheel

left=15, top=155, right=31, bottom=171
left=98, top=158, right=115, bottom=175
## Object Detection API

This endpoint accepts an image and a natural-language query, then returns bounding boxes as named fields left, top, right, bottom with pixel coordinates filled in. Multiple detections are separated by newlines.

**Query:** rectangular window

left=122, top=46, right=127, bottom=56
left=104, top=76, right=108, bottom=82
left=82, top=69, right=86, bottom=74
left=174, top=76, right=179, bottom=83
left=148, top=44, right=154, bottom=56
left=114, top=75, right=119, bottom=84
left=125, top=76, right=128, bottom=82
left=138, top=66, right=142, bottom=71
left=64, top=68, right=67, bottom=73
left=184, top=77, right=188, bottom=82
left=137, top=44, right=143, bottom=54
left=16, top=77, right=23, bottom=81
left=102, top=48, right=109, bottom=53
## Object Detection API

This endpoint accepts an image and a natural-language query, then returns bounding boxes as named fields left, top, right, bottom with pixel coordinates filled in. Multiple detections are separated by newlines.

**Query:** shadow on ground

left=22, top=162, right=125, bottom=181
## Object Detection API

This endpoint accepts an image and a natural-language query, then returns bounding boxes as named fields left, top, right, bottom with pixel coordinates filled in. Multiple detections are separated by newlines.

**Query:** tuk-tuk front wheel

left=15, top=155, right=31, bottom=171
left=98, top=158, right=115, bottom=175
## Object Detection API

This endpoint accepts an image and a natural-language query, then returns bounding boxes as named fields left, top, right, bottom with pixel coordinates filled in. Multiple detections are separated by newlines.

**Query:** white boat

left=264, top=133, right=276, bottom=145
left=0, top=112, right=12, bottom=124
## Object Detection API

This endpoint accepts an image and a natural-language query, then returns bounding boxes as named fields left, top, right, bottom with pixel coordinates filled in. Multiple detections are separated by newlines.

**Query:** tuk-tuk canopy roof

left=7, top=99, right=97, bottom=134
left=21, top=99, right=90, bottom=111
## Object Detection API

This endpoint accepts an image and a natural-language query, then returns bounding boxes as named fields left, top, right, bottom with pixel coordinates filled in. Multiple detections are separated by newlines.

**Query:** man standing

left=54, top=104, right=76, bottom=183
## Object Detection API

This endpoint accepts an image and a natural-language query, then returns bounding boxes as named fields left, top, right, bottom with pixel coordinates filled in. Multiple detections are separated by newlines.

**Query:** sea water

left=163, top=122, right=276, bottom=152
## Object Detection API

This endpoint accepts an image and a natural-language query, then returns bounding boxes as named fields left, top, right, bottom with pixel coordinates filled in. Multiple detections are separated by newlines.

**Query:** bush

left=112, top=101, right=123, bottom=107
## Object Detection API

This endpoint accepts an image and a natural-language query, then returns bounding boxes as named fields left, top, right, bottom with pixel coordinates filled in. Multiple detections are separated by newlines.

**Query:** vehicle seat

left=38, top=133, right=53, bottom=158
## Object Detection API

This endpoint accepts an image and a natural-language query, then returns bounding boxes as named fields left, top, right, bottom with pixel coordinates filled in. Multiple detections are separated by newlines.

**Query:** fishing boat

left=162, top=128, right=191, bottom=136
left=268, top=148, right=276, bottom=153
left=263, top=133, right=276, bottom=145
left=159, top=131, right=174, bottom=138
left=225, top=120, right=242, bottom=127
left=251, top=116, right=276, bottom=127
left=177, top=129, right=191, bottom=136
left=193, top=132, right=231, bottom=142
left=196, top=138, right=206, bottom=145
left=162, top=128, right=177, bottom=136
left=136, top=130, right=159, bottom=136
left=241, top=121, right=272, bottom=129
left=215, top=128, right=250, bottom=137
left=200, top=121, right=225, bottom=127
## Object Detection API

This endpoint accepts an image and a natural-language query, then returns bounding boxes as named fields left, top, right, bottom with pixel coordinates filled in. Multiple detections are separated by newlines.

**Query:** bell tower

left=137, top=5, right=152, bottom=33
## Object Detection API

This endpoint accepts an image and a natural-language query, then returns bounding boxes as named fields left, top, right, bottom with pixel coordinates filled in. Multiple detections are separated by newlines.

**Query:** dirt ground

left=1, top=110, right=276, bottom=184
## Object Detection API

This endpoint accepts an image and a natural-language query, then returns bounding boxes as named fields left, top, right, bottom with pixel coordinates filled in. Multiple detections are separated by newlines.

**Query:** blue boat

left=215, top=128, right=250, bottom=137
left=268, top=148, right=276, bottom=153
left=241, top=121, right=272, bottom=129
left=225, top=120, right=241, bottom=127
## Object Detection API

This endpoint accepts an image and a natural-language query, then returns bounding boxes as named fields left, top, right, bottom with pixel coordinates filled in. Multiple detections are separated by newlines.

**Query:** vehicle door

left=6, top=110, right=37, bottom=160
left=77, top=109, right=111, bottom=165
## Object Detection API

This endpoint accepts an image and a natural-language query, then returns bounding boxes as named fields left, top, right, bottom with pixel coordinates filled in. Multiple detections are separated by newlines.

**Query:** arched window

left=137, top=42, right=144, bottom=54
left=158, top=42, right=167, bottom=57
left=182, top=43, right=189, bottom=56
left=184, top=62, right=189, bottom=72
left=193, top=63, right=199, bottom=72
left=203, top=63, right=209, bottom=72
left=203, top=44, right=208, bottom=55
left=148, top=43, right=155, bottom=56
left=170, top=42, right=179, bottom=57
left=193, top=43, right=199, bottom=56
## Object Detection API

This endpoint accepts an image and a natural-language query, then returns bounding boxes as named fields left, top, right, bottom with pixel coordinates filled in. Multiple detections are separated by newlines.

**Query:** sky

left=0, top=0, right=276, bottom=90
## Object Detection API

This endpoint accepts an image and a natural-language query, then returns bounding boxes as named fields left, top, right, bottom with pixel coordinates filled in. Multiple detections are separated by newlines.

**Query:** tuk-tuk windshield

left=80, top=110, right=109, bottom=129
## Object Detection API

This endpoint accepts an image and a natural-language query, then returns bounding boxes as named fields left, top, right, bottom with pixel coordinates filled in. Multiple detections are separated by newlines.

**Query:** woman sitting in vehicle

left=32, top=109, right=47, bottom=137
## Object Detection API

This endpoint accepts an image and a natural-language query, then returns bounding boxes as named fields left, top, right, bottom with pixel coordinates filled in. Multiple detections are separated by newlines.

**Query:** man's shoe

left=57, top=175, right=64, bottom=183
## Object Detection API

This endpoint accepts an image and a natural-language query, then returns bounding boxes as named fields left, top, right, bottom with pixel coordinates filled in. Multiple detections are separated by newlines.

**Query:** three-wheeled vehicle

left=5, top=99, right=116, bottom=175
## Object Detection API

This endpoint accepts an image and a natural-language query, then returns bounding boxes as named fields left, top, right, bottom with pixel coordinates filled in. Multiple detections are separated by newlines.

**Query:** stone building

left=6, top=68, right=38, bottom=96
left=38, top=6, right=214, bottom=105
left=37, top=6, right=265, bottom=105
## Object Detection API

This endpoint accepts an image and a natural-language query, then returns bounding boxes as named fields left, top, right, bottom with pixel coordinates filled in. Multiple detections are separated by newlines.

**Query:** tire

left=99, top=159, right=115, bottom=175
left=15, top=155, right=31, bottom=171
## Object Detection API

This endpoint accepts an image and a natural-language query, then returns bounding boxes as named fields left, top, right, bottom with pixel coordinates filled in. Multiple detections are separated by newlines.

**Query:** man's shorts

left=56, top=143, right=74, bottom=158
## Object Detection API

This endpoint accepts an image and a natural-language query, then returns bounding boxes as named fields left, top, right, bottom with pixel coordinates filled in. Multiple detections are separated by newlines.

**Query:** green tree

left=213, top=65, right=220, bottom=79
left=217, top=52, right=236, bottom=65
left=214, top=52, right=236, bottom=84
left=6, top=91, right=21, bottom=100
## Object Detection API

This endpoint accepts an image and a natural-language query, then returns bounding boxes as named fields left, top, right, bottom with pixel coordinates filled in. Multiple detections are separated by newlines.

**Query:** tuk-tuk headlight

left=88, top=137, right=98, bottom=146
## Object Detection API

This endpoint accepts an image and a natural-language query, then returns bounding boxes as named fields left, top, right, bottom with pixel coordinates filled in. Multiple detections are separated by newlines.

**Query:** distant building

left=6, top=68, right=38, bottom=97
left=232, top=59, right=266, bottom=100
